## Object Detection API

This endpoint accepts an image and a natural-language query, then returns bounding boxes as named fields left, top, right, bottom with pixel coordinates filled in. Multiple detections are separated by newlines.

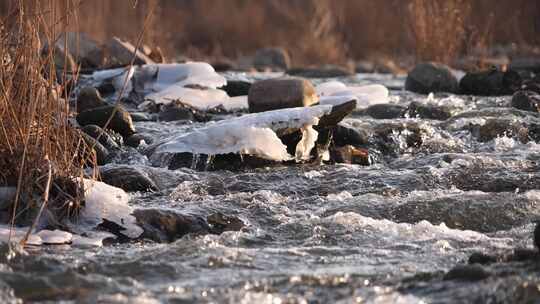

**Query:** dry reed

left=0, top=1, right=95, bottom=230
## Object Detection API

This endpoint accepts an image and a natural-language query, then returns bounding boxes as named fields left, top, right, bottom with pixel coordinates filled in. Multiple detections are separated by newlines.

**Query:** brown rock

left=105, top=37, right=155, bottom=67
left=248, top=78, right=318, bottom=113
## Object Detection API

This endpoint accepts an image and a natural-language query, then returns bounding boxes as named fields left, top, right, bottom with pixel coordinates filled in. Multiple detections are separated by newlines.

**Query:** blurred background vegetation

left=1, top=0, right=539, bottom=66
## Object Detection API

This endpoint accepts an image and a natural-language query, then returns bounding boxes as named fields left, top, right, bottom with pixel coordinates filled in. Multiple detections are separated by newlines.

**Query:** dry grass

left=0, top=1, right=95, bottom=229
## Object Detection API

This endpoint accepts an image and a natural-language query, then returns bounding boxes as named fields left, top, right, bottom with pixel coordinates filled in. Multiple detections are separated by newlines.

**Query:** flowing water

left=2, top=73, right=540, bottom=303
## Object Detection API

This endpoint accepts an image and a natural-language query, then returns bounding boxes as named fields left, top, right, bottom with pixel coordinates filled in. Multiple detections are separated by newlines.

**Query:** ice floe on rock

left=316, top=80, right=389, bottom=108
left=154, top=105, right=333, bottom=161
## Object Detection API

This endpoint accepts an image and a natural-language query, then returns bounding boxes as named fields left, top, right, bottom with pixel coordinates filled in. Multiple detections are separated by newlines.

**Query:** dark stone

left=317, top=100, right=357, bottom=128
left=286, top=66, right=353, bottom=78
left=330, top=145, right=371, bottom=165
left=511, top=90, right=540, bottom=112
left=76, top=105, right=135, bottom=137
left=468, top=252, right=497, bottom=265
left=475, top=119, right=524, bottom=142
left=168, top=152, right=277, bottom=171
left=130, top=112, right=154, bottom=122
left=77, top=87, right=107, bottom=113
left=80, top=132, right=109, bottom=165
left=361, top=104, right=406, bottom=119
left=125, top=133, right=152, bottom=148
left=405, top=102, right=451, bottom=120
left=96, top=81, right=116, bottom=97
left=100, top=166, right=158, bottom=192
left=405, top=62, right=459, bottom=94
left=158, top=102, right=196, bottom=122
left=105, top=37, right=155, bottom=67
left=459, top=68, right=522, bottom=96
left=333, top=124, right=369, bottom=147
left=253, top=47, right=290, bottom=71
left=511, top=248, right=539, bottom=261
left=248, top=78, right=318, bottom=113
left=443, top=264, right=491, bottom=281
left=211, top=59, right=235, bottom=72
left=132, top=208, right=210, bottom=243
left=207, top=212, right=245, bottom=234
left=535, top=221, right=540, bottom=251
left=82, top=125, right=120, bottom=151
left=221, top=81, right=251, bottom=97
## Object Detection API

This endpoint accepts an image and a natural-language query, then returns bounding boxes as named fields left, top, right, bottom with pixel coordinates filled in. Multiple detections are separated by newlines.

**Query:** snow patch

left=316, top=81, right=389, bottom=108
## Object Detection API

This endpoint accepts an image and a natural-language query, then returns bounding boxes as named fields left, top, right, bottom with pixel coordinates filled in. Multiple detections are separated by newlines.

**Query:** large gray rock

left=53, top=32, right=104, bottom=68
left=459, top=68, right=521, bottom=96
left=100, top=166, right=158, bottom=192
left=247, top=78, right=318, bottom=113
left=77, top=87, right=107, bottom=113
left=253, top=47, right=290, bottom=71
left=405, top=62, right=459, bottom=94
left=76, top=105, right=135, bottom=137
left=105, top=37, right=155, bottom=67
left=511, top=90, right=540, bottom=112
left=132, top=208, right=209, bottom=243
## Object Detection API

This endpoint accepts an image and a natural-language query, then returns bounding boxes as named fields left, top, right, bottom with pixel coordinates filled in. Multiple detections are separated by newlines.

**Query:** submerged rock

left=405, top=62, right=459, bottom=94
left=444, top=265, right=491, bottom=281
left=253, top=47, right=290, bottom=71
left=459, top=68, right=522, bottom=96
left=76, top=105, right=136, bottom=137
left=361, top=104, right=406, bottom=119
left=82, top=125, right=120, bottom=151
left=405, top=102, right=452, bottom=120
left=511, top=90, right=540, bottom=112
left=248, top=78, right=318, bottom=113
left=100, top=166, right=158, bottom=192
left=77, top=87, right=107, bottom=113
left=132, top=208, right=209, bottom=243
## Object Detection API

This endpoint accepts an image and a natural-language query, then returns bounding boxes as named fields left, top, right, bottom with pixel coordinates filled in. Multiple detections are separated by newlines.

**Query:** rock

left=459, top=68, right=522, bottom=96
left=444, top=264, right=491, bottom=281
left=77, top=87, right=107, bottom=113
left=535, top=221, right=540, bottom=251
left=130, top=112, right=154, bottom=122
left=511, top=248, right=539, bottom=261
left=317, top=100, right=356, bottom=128
left=221, top=80, right=251, bottom=97
left=132, top=208, right=210, bottom=243
left=80, top=132, right=109, bottom=165
left=51, top=32, right=104, bottom=68
left=468, top=252, right=497, bottom=265
left=509, top=57, right=540, bottom=73
left=475, top=119, right=525, bottom=142
left=76, top=105, right=136, bottom=137
left=125, top=133, right=152, bottom=148
left=207, top=212, right=245, bottom=234
left=332, top=124, right=369, bottom=147
left=168, top=152, right=276, bottom=171
left=158, top=102, right=196, bottom=122
left=41, top=40, right=77, bottom=75
left=361, top=104, right=406, bottom=119
left=247, top=78, right=318, bottom=113
left=511, top=90, right=540, bottom=112
left=211, top=59, right=236, bottom=72
left=405, top=102, right=451, bottom=120
left=405, top=62, right=459, bottom=94
left=105, top=37, right=155, bottom=67
left=286, top=65, right=353, bottom=78
left=330, top=145, right=371, bottom=165
left=253, top=47, right=290, bottom=71
left=100, top=166, right=158, bottom=192
left=82, top=125, right=120, bottom=151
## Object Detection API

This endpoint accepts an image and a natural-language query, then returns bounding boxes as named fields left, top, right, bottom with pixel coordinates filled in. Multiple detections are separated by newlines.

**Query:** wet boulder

left=125, top=133, right=153, bottom=148
left=474, top=119, right=526, bottom=142
left=286, top=65, right=353, bottom=78
left=360, top=104, right=406, bottom=119
left=158, top=102, right=196, bottom=122
left=444, top=265, right=491, bottom=281
left=333, top=124, right=369, bottom=147
left=511, top=90, right=540, bottom=112
left=100, top=166, right=158, bottom=192
left=76, top=105, right=136, bottom=137
left=248, top=78, right=318, bottom=113
left=46, top=32, right=104, bottom=68
left=77, top=87, right=107, bottom=113
left=405, top=102, right=451, bottom=120
left=207, top=212, right=245, bottom=234
left=221, top=80, right=251, bottom=97
left=132, top=208, right=210, bottom=243
left=405, top=62, right=459, bottom=94
left=253, top=47, right=290, bottom=71
left=459, top=68, right=522, bottom=96
left=82, top=125, right=120, bottom=151
left=330, top=145, right=371, bottom=165
left=105, top=37, right=155, bottom=67
left=80, top=132, right=110, bottom=165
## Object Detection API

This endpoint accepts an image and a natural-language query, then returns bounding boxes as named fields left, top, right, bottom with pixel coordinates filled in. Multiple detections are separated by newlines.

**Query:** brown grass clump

left=0, top=1, right=95, bottom=229
left=407, top=0, right=471, bottom=64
